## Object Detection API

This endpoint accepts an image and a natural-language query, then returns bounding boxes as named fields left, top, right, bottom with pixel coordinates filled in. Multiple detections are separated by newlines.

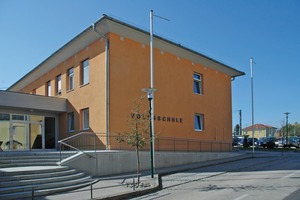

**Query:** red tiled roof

left=242, top=124, right=276, bottom=131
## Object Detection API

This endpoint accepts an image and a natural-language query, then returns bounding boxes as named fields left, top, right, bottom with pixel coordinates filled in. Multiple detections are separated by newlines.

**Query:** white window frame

left=56, top=74, right=62, bottom=95
left=81, top=59, right=89, bottom=85
left=47, top=81, right=51, bottom=96
left=82, top=108, right=89, bottom=130
left=68, top=67, right=74, bottom=91
left=194, top=73, right=202, bottom=95
left=194, top=114, right=204, bottom=131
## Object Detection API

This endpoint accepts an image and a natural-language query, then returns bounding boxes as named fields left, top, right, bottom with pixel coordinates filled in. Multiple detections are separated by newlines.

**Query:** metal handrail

left=58, top=132, right=97, bottom=162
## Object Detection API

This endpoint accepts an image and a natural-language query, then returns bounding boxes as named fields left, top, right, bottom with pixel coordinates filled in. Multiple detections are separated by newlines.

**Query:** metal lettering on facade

left=131, top=113, right=183, bottom=123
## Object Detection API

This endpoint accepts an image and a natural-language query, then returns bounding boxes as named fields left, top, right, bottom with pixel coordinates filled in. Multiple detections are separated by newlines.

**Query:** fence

left=58, top=132, right=232, bottom=161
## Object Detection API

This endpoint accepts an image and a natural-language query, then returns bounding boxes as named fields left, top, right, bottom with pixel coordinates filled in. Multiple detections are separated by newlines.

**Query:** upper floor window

left=81, top=108, right=89, bottom=130
left=81, top=59, right=89, bottom=85
left=46, top=81, right=51, bottom=96
left=67, top=67, right=74, bottom=91
left=193, top=73, right=202, bottom=94
left=56, top=74, right=62, bottom=95
left=194, top=114, right=204, bottom=131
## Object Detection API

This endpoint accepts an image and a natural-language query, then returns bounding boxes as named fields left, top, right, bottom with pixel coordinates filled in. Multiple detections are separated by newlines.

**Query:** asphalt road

left=132, top=151, right=300, bottom=200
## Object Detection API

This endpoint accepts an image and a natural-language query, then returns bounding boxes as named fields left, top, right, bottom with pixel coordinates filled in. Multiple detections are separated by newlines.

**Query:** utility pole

left=239, top=110, right=242, bottom=136
left=149, top=10, right=169, bottom=177
left=250, top=57, right=255, bottom=156
left=284, top=112, right=291, bottom=147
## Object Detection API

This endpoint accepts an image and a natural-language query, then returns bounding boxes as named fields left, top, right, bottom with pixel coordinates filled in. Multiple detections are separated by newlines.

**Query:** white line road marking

left=234, top=194, right=249, bottom=200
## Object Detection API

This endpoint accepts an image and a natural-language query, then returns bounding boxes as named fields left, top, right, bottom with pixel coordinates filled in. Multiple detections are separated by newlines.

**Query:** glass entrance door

left=30, top=123, right=44, bottom=149
left=10, top=122, right=29, bottom=150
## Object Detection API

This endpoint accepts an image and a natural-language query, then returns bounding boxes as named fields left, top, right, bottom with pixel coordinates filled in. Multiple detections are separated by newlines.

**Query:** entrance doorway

left=0, top=113, right=56, bottom=151
left=45, top=117, right=55, bottom=149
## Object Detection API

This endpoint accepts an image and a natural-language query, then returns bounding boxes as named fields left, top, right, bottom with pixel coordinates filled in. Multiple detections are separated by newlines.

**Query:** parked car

left=232, top=136, right=244, bottom=147
left=289, top=137, right=300, bottom=148
left=247, top=138, right=258, bottom=147
left=275, top=138, right=284, bottom=147
left=258, top=138, right=267, bottom=147
left=259, top=137, right=276, bottom=149
left=232, top=136, right=239, bottom=146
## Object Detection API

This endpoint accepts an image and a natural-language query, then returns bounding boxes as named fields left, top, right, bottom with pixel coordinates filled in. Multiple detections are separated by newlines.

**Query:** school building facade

left=0, top=15, right=244, bottom=152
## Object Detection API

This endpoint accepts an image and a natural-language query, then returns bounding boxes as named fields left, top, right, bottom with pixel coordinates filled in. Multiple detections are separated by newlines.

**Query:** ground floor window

left=68, top=112, right=74, bottom=132
left=194, top=114, right=204, bottom=131
left=81, top=108, right=89, bottom=130
left=0, top=112, right=56, bottom=151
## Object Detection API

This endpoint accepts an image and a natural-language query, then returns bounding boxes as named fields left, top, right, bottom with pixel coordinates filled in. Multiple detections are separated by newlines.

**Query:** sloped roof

left=242, top=124, right=277, bottom=131
left=8, top=15, right=245, bottom=92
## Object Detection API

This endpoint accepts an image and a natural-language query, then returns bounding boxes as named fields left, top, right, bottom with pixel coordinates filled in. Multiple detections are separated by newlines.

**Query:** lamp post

left=284, top=112, right=290, bottom=147
left=142, top=87, right=157, bottom=178
left=250, top=57, right=255, bottom=156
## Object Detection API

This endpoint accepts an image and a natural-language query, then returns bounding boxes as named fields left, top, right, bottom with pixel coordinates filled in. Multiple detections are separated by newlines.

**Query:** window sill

left=80, top=83, right=90, bottom=88
left=195, top=129, right=204, bottom=132
left=67, top=89, right=74, bottom=93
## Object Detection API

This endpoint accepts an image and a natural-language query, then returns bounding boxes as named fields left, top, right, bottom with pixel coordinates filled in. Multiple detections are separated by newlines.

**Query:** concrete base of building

left=59, top=151, right=245, bottom=177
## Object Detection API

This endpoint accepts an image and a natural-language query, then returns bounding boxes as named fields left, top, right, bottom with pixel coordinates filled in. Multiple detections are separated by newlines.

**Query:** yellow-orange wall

left=19, top=32, right=232, bottom=149
left=20, top=39, right=107, bottom=140
left=108, top=33, right=232, bottom=144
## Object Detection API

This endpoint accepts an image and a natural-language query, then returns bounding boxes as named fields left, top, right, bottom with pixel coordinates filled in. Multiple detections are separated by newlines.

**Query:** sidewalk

left=36, top=152, right=250, bottom=200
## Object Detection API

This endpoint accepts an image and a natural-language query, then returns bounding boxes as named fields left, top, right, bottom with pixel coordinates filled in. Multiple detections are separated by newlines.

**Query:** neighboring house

left=0, top=15, right=244, bottom=151
left=242, top=124, right=277, bottom=138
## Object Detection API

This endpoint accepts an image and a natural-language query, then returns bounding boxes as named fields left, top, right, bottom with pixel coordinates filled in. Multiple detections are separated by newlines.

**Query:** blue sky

left=0, top=0, right=299, bottom=129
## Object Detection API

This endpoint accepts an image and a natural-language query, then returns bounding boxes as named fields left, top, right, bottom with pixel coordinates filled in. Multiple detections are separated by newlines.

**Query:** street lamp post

left=284, top=112, right=291, bottom=147
left=250, top=57, right=255, bottom=156
left=142, top=87, right=157, bottom=178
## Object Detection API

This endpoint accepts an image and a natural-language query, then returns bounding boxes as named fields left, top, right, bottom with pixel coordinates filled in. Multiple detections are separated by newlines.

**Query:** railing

left=58, top=132, right=232, bottom=162
left=58, top=132, right=98, bottom=162
left=97, top=133, right=231, bottom=152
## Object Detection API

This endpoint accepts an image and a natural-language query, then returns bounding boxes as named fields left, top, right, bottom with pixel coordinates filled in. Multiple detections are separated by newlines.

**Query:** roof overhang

left=8, top=15, right=245, bottom=91
left=0, top=90, right=67, bottom=113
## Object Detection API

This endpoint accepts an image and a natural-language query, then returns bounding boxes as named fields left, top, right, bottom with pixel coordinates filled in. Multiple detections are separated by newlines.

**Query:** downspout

left=93, top=24, right=110, bottom=150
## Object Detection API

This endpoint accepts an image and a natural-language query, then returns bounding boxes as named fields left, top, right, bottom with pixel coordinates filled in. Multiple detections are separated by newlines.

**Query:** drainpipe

left=92, top=24, right=110, bottom=150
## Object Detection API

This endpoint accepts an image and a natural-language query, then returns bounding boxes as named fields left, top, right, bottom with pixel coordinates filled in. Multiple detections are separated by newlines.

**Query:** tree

left=116, top=95, right=149, bottom=183
left=234, top=124, right=240, bottom=136
left=280, top=123, right=300, bottom=137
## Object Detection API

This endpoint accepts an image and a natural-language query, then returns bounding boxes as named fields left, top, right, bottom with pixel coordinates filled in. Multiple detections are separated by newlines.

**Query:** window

left=68, top=112, right=74, bottom=132
left=47, top=81, right=51, bottom=96
left=81, top=108, right=89, bottom=130
left=67, top=67, right=74, bottom=91
left=194, top=114, right=204, bottom=131
left=81, top=59, right=89, bottom=85
left=12, top=114, right=25, bottom=121
left=56, top=74, right=62, bottom=95
left=0, top=113, right=10, bottom=121
left=193, top=73, right=202, bottom=94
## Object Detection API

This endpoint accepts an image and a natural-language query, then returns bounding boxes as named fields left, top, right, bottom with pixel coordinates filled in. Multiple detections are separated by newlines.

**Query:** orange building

left=1, top=15, right=244, bottom=151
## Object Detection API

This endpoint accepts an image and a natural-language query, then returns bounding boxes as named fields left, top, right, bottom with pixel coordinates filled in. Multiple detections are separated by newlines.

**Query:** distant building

left=0, top=15, right=244, bottom=151
left=242, top=124, right=277, bottom=138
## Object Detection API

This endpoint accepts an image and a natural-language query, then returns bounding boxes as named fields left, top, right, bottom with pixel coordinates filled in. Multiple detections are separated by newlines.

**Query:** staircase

left=0, top=151, right=93, bottom=199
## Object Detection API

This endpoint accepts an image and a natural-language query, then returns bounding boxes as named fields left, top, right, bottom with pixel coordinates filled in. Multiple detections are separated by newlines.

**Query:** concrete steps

left=0, top=152, right=61, bottom=168
left=0, top=152, right=93, bottom=199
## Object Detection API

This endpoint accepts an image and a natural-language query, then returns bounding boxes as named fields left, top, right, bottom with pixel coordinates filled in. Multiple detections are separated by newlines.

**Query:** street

left=133, top=151, right=300, bottom=200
